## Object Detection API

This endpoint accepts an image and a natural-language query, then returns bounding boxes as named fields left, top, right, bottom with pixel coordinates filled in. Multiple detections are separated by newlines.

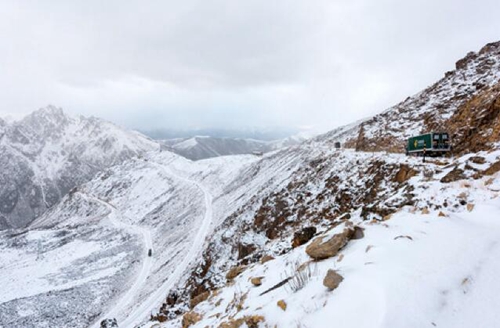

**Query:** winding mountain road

left=90, top=160, right=214, bottom=328
left=87, top=195, right=154, bottom=328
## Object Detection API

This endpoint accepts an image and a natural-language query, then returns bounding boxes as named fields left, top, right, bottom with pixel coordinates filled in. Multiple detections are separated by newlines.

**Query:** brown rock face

left=190, top=291, right=210, bottom=309
left=394, top=165, right=418, bottom=184
left=182, top=311, right=202, bottom=328
left=226, top=265, right=246, bottom=280
left=469, top=156, right=486, bottom=164
left=237, top=243, right=257, bottom=260
left=292, top=226, right=317, bottom=248
left=306, top=228, right=354, bottom=260
left=483, top=160, right=500, bottom=176
left=323, top=269, right=344, bottom=290
left=441, top=167, right=465, bottom=183
left=442, top=83, right=500, bottom=155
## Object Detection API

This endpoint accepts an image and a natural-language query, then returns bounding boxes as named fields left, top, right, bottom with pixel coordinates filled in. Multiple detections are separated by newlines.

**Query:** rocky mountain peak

left=0, top=106, right=160, bottom=229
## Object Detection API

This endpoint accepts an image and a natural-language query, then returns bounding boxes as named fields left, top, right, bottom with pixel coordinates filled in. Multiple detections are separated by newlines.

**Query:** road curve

left=117, top=161, right=213, bottom=328
left=87, top=195, right=154, bottom=328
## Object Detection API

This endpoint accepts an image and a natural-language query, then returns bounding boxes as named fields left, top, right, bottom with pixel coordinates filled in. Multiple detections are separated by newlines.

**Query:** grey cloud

left=0, top=0, right=499, bottom=131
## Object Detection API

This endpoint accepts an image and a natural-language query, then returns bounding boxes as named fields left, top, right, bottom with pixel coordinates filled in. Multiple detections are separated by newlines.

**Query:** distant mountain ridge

left=0, top=106, right=159, bottom=229
left=161, top=135, right=307, bottom=160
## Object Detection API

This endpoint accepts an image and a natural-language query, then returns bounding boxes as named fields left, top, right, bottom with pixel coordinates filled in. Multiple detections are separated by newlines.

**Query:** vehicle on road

left=406, top=132, right=451, bottom=157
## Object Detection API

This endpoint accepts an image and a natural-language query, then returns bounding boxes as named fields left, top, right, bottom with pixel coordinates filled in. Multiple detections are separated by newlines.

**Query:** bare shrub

left=283, top=260, right=318, bottom=293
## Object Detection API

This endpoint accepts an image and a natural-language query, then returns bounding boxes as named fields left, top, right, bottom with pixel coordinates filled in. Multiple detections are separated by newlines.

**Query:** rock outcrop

left=306, top=228, right=354, bottom=260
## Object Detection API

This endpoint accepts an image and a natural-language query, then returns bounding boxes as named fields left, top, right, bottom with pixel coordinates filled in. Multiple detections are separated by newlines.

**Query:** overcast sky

left=1, top=0, right=499, bottom=133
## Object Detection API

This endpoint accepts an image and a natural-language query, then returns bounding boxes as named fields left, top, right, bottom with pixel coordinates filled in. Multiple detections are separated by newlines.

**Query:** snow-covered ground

left=2, top=105, right=500, bottom=328
left=0, top=149, right=259, bottom=328
left=155, top=156, right=500, bottom=328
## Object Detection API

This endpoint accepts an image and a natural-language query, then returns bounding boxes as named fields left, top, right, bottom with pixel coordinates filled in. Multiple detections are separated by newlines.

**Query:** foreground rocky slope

left=146, top=42, right=500, bottom=327
left=0, top=106, right=158, bottom=229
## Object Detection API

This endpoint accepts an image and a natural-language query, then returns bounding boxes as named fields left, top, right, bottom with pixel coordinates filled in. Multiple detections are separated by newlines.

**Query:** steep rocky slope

left=0, top=106, right=159, bottom=229
left=148, top=41, right=500, bottom=326
left=319, top=42, right=500, bottom=154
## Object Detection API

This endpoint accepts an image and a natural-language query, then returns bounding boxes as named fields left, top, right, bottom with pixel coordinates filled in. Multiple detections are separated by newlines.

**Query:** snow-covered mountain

left=2, top=41, right=500, bottom=328
left=161, top=135, right=307, bottom=161
left=0, top=106, right=159, bottom=229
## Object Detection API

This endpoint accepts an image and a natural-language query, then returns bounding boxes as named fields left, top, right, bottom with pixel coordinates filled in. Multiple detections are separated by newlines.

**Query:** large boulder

left=306, top=228, right=354, bottom=260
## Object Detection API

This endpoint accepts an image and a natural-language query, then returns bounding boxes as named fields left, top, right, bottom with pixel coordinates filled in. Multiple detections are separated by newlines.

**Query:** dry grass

left=283, top=260, right=318, bottom=293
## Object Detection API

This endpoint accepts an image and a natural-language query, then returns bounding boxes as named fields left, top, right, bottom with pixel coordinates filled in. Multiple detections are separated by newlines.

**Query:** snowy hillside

left=320, top=41, right=500, bottom=154
left=0, top=149, right=259, bottom=328
left=161, top=135, right=307, bottom=161
left=0, top=106, right=159, bottom=229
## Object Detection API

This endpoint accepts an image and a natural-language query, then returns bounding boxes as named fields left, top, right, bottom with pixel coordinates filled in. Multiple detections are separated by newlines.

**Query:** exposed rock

left=421, top=207, right=430, bottom=215
left=352, top=226, right=365, bottom=240
left=100, top=319, right=118, bottom=328
left=394, top=165, right=418, bottom=183
left=441, top=167, right=466, bottom=183
left=190, top=291, right=210, bottom=309
left=237, top=243, right=257, bottom=260
left=260, top=254, right=275, bottom=264
left=219, top=315, right=265, bottom=328
left=469, top=156, right=486, bottom=164
left=438, top=211, right=447, bottom=217
left=182, top=311, right=202, bottom=328
left=306, top=228, right=354, bottom=260
left=483, top=160, right=500, bottom=176
left=226, top=265, right=247, bottom=280
left=250, top=277, right=263, bottom=286
left=292, top=226, right=317, bottom=248
left=323, top=269, right=343, bottom=290
left=456, top=51, right=477, bottom=70
left=467, top=203, right=475, bottom=212
left=277, top=300, right=287, bottom=311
